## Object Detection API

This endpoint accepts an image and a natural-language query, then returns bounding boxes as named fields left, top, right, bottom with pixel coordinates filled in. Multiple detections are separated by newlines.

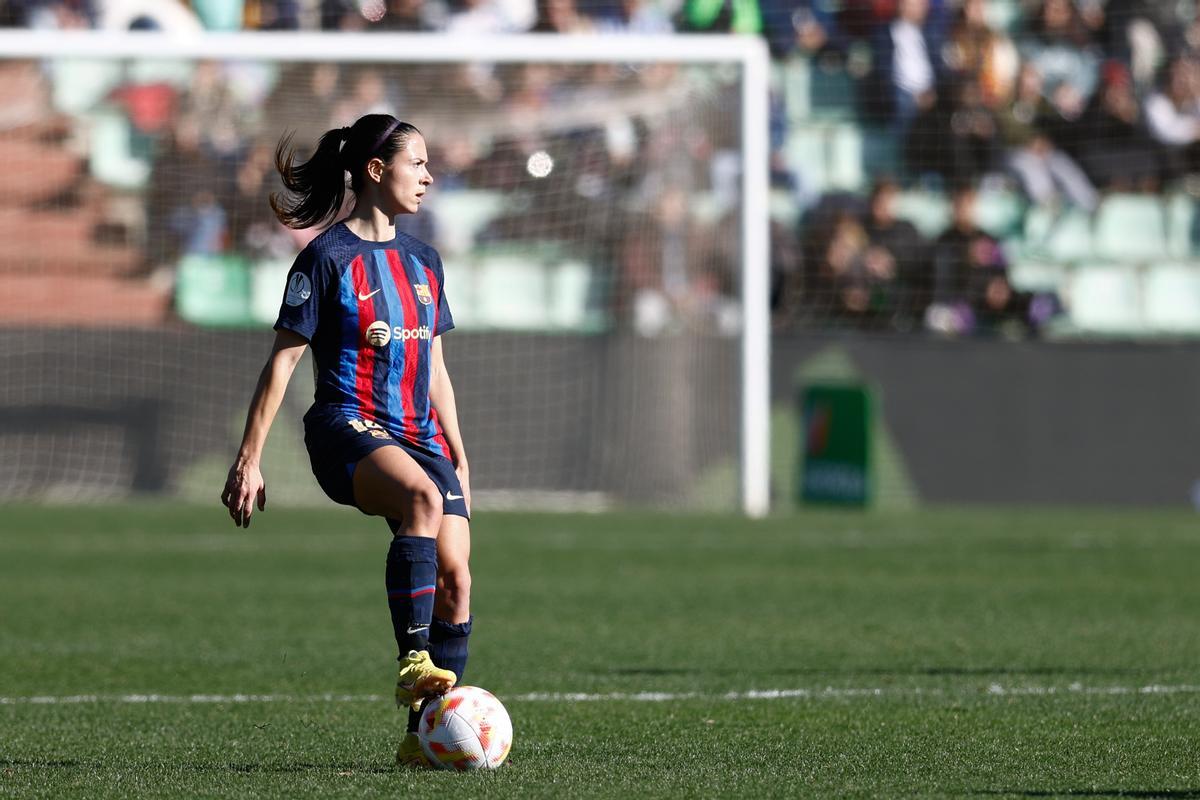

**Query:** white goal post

left=0, top=30, right=771, bottom=517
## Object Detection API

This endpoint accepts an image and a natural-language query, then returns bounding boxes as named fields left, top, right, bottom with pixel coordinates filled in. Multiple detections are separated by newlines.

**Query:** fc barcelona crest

left=414, top=284, right=433, bottom=306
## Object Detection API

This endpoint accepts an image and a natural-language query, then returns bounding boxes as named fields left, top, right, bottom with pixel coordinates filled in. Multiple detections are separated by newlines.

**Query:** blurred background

left=0, top=0, right=1197, bottom=513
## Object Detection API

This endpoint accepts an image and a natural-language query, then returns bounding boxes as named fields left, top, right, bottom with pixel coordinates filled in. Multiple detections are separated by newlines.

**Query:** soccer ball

left=418, top=686, right=512, bottom=770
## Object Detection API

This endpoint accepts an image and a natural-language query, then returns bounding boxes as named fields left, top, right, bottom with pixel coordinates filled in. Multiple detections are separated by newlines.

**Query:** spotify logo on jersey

left=364, top=321, right=433, bottom=348
left=365, top=320, right=392, bottom=347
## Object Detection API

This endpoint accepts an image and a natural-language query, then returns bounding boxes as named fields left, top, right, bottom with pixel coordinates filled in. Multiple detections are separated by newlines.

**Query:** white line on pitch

left=2, top=684, right=1200, bottom=706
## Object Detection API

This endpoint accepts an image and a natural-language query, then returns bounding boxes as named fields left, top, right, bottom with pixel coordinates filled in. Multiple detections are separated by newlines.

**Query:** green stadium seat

left=175, top=254, right=254, bottom=327
left=827, top=123, right=864, bottom=191
left=809, top=62, right=857, bottom=120
left=769, top=189, right=802, bottom=226
left=1024, top=206, right=1092, bottom=263
left=779, top=57, right=812, bottom=123
left=1166, top=194, right=1195, bottom=259
left=50, top=58, right=123, bottom=114
left=895, top=191, right=950, bottom=238
left=860, top=125, right=901, bottom=187
left=984, top=0, right=1022, bottom=32
left=787, top=123, right=864, bottom=193
left=127, top=60, right=197, bottom=88
left=973, top=189, right=1024, bottom=238
left=1008, top=260, right=1066, bottom=293
left=191, top=0, right=245, bottom=31
left=474, top=256, right=548, bottom=329
left=87, top=108, right=151, bottom=190
left=249, top=259, right=292, bottom=325
left=1143, top=263, right=1200, bottom=334
left=1094, top=194, right=1168, bottom=262
left=1066, top=263, right=1142, bottom=334
left=548, top=260, right=596, bottom=330
left=440, top=258, right=477, bottom=328
left=787, top=126, right=829, bottom=193
left=431, top=191, right=509, bottom=255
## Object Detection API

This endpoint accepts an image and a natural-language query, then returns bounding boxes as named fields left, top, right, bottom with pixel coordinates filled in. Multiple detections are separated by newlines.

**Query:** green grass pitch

left=2, top=504, right=1199, bottom=798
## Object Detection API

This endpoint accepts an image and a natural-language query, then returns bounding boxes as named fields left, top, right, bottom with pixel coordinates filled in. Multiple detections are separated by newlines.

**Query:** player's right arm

left=221, top=328, right=308, bottom=528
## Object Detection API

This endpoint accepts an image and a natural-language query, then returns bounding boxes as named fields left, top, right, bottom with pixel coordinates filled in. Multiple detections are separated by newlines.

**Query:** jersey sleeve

left=274, top=248, right=334, bottom=342
left=433, top=254, right=455, bottom=337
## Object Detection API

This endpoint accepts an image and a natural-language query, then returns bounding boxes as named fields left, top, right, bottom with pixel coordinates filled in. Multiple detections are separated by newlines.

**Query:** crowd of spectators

left=7, top=0, right=1200, bottom=338
left=0, top=0, right=796, bottom=37
left=775, top=0, right=1200, bottom=336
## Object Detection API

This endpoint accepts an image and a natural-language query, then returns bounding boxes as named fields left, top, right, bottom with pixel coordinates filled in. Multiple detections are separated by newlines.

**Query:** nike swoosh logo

left=358, top=288, right=381, bottom=301
left=406, top=625, right=429, bottom=635
left=446, top=492, right=464, bottom=501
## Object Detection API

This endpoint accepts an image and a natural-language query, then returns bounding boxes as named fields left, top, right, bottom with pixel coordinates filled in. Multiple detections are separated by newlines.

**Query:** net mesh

left=0, top=52, right=747, bottom=510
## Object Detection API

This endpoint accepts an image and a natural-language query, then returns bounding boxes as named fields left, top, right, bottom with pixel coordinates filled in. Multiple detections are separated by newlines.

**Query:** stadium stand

left=4, top=0, right=1200, bottom=337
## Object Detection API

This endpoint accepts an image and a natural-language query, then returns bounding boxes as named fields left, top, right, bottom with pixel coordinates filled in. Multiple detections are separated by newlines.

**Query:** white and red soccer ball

left=418, top=686, right=512, bottom=770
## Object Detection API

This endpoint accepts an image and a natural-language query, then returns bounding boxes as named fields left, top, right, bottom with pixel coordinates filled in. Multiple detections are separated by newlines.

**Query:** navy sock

left=407, top=615, right=473, bottom=732
left=385, top=536, right=438, bottom=656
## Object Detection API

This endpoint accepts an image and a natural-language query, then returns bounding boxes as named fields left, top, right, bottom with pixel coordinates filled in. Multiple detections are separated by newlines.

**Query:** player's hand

left=221, top=459, right=267, bottom=528
left=455, top=461, right=472, bottom=516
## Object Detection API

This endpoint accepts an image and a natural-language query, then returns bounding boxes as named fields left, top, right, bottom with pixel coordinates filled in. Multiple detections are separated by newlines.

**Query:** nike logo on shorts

left=446, top=492, right=464, bottom=501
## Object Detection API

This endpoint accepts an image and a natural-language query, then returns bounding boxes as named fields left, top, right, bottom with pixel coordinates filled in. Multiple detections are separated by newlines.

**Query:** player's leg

left=404, top=514, right=472, bottom=744
left=353, top=446, right=455, bottom=709
left=431, top=514, right=472, bottom=675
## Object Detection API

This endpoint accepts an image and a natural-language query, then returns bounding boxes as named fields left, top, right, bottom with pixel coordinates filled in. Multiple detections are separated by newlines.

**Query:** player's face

left=383, top=134, right=433, bottom=215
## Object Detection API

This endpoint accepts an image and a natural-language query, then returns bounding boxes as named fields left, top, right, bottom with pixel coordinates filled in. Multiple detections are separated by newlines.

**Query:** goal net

left=0, top=32, right=769, bottom=515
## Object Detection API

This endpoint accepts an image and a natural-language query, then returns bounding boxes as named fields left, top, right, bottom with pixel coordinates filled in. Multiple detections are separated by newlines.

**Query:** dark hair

left=270, top=114, right=421, bottom=229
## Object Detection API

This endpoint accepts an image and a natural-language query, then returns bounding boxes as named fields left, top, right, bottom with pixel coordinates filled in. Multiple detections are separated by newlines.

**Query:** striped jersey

left=275, top=222, right=455, bottom=458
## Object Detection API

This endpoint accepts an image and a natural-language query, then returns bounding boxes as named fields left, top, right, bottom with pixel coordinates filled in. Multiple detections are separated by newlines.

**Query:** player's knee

left=437, top=567, right=471, bottom=617
left=441, top=566, right=471, bottom=607
left=408, top=483, right=444, bottom=532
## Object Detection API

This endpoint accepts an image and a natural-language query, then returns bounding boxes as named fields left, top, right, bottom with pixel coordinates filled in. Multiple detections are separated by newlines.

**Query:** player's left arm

left=429, top=336, right=470, bottom=512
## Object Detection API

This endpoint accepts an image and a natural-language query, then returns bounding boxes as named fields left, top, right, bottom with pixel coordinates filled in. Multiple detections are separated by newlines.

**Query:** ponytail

left=270, top=127, right=350, bottom=230
left=270, top=114, right=421, bottom=230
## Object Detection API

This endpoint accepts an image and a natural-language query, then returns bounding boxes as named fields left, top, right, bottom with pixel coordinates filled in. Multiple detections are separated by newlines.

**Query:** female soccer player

left=221, top=114, right=472, bottom=768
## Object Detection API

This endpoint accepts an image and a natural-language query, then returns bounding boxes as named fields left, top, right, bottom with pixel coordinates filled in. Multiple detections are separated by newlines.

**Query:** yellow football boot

left=395, top=732, right=431, bottom=769
left=395, top=649, right=456, bottom=712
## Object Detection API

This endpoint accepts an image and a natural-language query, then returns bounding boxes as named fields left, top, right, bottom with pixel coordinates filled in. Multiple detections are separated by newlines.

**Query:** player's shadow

left=602, top=666, right=1147, bottom=677
left=971, top=790, right=1200, bottom=798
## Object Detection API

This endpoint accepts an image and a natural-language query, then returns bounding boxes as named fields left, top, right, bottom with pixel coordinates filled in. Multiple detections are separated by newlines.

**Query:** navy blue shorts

left=303, top=404, right=469, bottom=522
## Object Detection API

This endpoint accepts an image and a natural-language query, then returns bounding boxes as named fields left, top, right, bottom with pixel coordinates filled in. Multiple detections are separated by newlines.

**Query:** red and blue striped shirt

left=275, top=222, right=455, bottom=458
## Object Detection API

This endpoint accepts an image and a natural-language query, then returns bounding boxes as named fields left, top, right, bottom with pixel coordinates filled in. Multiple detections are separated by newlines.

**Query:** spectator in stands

left=1018, top=0, right=1101, bottom=105
left=263, top=63, right=342, bottom=153
left=997, top=62, right=1097, bottom=212
left=864, top=178, right=928, bottom=327
left=790, top=0, right=841, bottom=57
left=444, top=0, right=528, bottom=34
left=906, top=74, right=1001, bottom=188
left=868, top=0, right=938, bottom=131
left=12, top=0, right=95, bottom=28
left=678, top=0, right=806, bottom=58
left=371, top=0, right=442, bottom=30
left=591, top=0, right=672, bottom=34
left=531, top=0, right=593, bottom=32
left=930, top=185, right=1051, bottom=336
left=941, top=0, right=1018, bottom=106
left=817, top=211, right=903, bottom=329
left=1145, top=56, right=1200, bottom=178
left=330, top=68, right=397, bottom=126
left=246, top=0, right=301, bottom=29
left=1100, top=0, right=1172, bottom=84
left=1072, top=60, right=1160, bottom=191
left=146, top=114, right=221, bottom=266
